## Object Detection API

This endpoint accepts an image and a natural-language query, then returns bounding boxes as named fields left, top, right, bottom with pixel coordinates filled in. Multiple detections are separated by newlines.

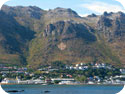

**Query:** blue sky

left=5, top=0, right=125, bottom=16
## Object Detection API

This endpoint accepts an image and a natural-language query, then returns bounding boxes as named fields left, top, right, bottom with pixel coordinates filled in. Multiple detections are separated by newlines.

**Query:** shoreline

left=0, top=83, right=124, bottom=86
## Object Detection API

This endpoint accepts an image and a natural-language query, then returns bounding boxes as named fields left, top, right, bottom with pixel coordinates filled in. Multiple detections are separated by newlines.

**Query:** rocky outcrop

left=0, top=5, right=125, bottom=68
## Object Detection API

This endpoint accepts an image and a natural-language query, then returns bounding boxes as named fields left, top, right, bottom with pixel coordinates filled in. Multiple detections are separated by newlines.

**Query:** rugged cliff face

left=96, top=12, right=125, bottom=65
left=0, top=5, right=125, bottom=68
left=28, top=21, right=98, bottom=68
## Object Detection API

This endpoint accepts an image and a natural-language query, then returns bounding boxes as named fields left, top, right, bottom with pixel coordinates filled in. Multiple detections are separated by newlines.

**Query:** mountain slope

left=0, top=8, right=34, bottom=65
left=0, top=5, right=124, bottom=68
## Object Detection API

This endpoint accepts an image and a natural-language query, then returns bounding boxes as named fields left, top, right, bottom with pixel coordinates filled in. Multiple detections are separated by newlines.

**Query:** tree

left=76, top=75, right=87, bottom=83
left=51, top=61, right=65, bottom=69
left=107, top=72, right=113, bottom=77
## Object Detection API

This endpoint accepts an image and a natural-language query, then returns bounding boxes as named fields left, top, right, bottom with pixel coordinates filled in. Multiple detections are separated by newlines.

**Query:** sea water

left=1, top=85, right=124, bottom=94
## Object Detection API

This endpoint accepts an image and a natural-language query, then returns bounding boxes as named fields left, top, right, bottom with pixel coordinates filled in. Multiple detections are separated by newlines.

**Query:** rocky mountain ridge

left=0, top=5, right=125, bottom=68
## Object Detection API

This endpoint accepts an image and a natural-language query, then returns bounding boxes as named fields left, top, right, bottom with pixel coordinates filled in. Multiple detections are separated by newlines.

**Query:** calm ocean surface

left=1, top=85, right=124, bottom=94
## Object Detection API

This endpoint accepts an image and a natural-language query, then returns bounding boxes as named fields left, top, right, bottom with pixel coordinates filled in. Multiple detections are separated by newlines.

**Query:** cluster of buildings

left=1, top=77, right=78, bottom=85
left=103, top=76, right=125, bottom=85
left=0, top=65, right=27, bottom=74
left=66, top=62, right=112, bottom=70
left=1, top=76, right=125, bottom=85
left=1, top=63, right=125, bottom=85
left=37, top=62, right=113, bottom=73
left=1, top=78, right=45, bottom=84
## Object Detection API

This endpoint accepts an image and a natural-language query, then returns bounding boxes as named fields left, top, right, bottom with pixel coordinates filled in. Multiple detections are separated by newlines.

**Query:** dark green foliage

left=51, top=61, right=66, bottom=69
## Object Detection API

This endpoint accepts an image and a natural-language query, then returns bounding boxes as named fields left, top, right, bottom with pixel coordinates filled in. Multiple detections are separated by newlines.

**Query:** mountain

left=96, top=12, right=125, bottom=65
left=0, top=5, right=125, bottom=69
left=0, top=10, right=34, bottom=65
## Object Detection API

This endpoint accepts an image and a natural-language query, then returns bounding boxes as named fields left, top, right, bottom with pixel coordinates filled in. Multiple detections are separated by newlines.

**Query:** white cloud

left=78, top=13, right=89, bottom=17
left=115, top=0, right=125, bottom=9
left=81, top=2, right=124, bottom=14
left=0, top=0, right=10, bottom=9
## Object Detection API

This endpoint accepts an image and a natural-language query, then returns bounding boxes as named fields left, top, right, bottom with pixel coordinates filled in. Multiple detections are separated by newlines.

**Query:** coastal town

left=0, top=62, right=125, bottom=85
